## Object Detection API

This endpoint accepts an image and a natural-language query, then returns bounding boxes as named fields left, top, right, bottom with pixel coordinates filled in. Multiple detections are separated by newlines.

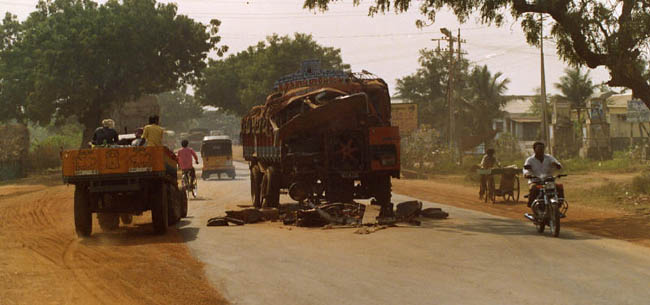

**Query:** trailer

left=61, top=146, right=187, bottom=237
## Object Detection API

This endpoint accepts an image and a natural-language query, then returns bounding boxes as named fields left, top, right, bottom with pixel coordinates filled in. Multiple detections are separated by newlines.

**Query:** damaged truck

left=241, top=61, right=400, bottom=216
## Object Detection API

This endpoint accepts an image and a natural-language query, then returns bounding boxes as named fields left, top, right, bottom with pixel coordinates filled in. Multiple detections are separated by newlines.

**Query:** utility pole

left=540, top=13, right=550, bottom=147
left=441, top=28, right=455, bottom=160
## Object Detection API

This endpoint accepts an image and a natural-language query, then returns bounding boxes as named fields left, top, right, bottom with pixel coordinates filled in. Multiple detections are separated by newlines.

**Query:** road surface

left=179, top=161, right=650, bottom=305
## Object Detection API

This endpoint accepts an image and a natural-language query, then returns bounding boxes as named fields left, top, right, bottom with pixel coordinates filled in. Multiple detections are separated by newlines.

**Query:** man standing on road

left=142, top=115, right=163, bottom=147
left=479, top=148, right=500, bottom=199
left=523, top=141, right=563, bottom=208
left=177, top=139, right=199, bottom=187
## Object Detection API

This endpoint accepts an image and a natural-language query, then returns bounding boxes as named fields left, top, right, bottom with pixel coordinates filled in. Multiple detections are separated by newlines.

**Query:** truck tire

left=250, top=164, right=262, bottom=208
left=74, top=186, right=92, bottom=237
left=263, top=166, right=280, bottom=208
left=168, top=185, right=181, bottom=226
left=98, top=213, right=120, bottom=231
left=151, top=182, right=169, bottom=234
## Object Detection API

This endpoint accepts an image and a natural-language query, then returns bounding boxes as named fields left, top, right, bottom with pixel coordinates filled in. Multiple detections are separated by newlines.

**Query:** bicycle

left=182, top=170, right=198, bottom=199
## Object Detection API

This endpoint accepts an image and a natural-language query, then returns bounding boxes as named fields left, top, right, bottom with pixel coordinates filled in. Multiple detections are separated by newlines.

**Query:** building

left=494, top=95, right=541, bottom=153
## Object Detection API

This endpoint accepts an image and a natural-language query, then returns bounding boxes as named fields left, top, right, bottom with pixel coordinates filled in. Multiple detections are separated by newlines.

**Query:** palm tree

left=459, top=65, right=510, bottom=149
left=554, top=67, right=596, bottom=125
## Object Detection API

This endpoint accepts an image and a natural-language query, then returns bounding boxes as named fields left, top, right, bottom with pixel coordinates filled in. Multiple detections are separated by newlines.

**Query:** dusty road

left=181, top=162, right=650, bottom=305
left=0, top=175, right=227, bottom=305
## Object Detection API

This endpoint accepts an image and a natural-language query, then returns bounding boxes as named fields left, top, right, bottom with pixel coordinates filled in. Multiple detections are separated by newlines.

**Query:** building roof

left=502, top=95, right=536, bottom=114
left=608, top=94, right=633, bottom=108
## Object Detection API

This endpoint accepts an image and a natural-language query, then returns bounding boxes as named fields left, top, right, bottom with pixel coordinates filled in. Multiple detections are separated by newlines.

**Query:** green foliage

left=0, top=0, right=225, bottom=145
left=396, top=49, right=508, bottom=147
left=158, top=91, right=204, bottom=132
left=554, top=67, right=595, bottom=113
left=631, top=172, right=650, bottom=195
left=27, top=121, right=82, bottom=171
left=195, top=33, right=349, bottom=115
left=303, top=0, right=650, bottom=110
left=561, top=151, right=635, bottom=174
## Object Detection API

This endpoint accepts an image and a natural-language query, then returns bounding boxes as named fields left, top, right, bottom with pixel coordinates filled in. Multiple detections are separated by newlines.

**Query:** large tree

left=303, top=0, right=650, bottom=109
left=459, top=65, right=510, bottom=146
left=196, top=33, right=349, bottom=115
left=554, top=67, right=595, bottom=124
left=0, top=0, right=226, bottom=145
left=157, top=91, right=204, bottom=132
left=395, top=48, right=469, bottom=132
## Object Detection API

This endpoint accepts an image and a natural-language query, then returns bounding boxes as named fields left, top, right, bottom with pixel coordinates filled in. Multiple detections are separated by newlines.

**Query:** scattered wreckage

left=207, top=200, right=449, bottom=229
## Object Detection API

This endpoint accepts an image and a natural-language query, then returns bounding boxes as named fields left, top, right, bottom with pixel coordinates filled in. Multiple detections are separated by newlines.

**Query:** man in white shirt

left=523, top=141, right=563, bottom=207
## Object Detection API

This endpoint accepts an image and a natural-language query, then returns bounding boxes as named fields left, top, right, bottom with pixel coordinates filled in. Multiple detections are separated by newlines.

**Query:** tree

left=0, top=0, right=227, bottom=146
left=303, top=0, right=650, bottom=110
left=157, top=91, right=204, bottom=132
left=196, top=33, right=349, bottom=115
left=395, top=48, right=469, bottom=132
left=554, top=67, right=595, bottom=125
left=459, top=65, right=510, bottom=146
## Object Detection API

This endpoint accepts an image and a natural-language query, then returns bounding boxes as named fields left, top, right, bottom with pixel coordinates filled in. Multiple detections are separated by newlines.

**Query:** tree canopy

left=554, top=67, right=595, bottom=123
left=396, top=47, right=509, bottom=147
left=0, top=0, right=226, bottom=144
left=195, top=33, right=350, bottom=115
left=303, top=0, right=650, bottom=109
left=157, top=91, right=204, bottom=132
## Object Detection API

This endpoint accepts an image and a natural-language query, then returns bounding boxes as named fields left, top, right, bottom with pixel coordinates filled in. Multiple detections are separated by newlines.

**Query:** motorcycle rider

left=523, top=141, right=564, bottom=210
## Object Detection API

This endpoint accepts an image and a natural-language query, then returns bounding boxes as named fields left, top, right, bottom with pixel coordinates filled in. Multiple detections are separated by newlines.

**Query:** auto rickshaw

left=201, top=135, right=235, bottom=180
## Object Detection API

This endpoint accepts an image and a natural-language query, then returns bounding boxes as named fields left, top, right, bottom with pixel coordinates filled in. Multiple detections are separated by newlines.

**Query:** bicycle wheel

left=513, top=176, right=520, bottom=204
left=191, top=178, right=198, bottom=198
left=488, top=178, right=496, bottom=204
left=182, top=174, right=190, bottom=198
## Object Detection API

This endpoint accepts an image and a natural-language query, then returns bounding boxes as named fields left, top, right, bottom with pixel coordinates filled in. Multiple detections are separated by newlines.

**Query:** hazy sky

left=1, top=0, right=613, bottom=96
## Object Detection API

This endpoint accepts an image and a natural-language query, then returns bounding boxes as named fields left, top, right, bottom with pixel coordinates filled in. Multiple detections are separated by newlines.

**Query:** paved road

left=178, top=161, right=650, bottom=305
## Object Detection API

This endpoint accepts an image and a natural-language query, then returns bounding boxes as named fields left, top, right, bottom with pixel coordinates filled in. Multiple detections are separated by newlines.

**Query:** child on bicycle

left=177, top=139, right=199, bottom=187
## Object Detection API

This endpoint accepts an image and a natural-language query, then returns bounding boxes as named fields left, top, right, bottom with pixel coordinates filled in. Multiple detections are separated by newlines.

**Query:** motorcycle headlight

left=545, top=182, right=556, bottom=190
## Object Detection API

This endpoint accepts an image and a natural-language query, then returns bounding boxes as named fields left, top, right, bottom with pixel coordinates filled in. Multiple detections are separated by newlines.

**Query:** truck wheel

left=263, top=166, right=280, bottom=208
left=120, top=214, right=133, bottom=225
left=74, top=186, right=92, bottom=237
left=250, top=164, right=262, bottom=208
left=151, top=182, right=169, bottom=234
left=98, top=213, right=120, bottom=231
left=168, top=185, right=181, bottom=226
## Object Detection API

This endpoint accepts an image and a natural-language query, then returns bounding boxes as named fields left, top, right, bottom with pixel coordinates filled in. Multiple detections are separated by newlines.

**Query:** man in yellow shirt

left=142, top=115, right=164, bottom=147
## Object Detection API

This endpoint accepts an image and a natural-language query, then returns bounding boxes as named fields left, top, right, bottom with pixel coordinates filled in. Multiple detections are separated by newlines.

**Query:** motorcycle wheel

left=550, top=208, right=561, bottom=237
left=536, top=221, right=545, bottom=233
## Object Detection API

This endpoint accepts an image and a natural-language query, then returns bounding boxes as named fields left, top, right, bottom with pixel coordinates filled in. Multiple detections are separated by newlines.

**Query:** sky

left=0, top=0, right=613, bottom=97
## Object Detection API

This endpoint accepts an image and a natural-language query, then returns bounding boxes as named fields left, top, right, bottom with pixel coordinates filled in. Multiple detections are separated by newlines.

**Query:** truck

left=240, top=61, right=400, bottom=216
left=61, top=146, right=187, bottom=237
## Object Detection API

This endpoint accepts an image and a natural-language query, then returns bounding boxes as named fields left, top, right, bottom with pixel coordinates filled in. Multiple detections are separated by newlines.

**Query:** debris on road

left=206, top=200, right=448, bottom=229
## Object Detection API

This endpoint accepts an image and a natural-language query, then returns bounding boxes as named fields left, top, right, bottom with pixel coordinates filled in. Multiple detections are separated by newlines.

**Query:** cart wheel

left=514, top=176, right=520, bottom=204
left=487, top=178, right=495, bottom=204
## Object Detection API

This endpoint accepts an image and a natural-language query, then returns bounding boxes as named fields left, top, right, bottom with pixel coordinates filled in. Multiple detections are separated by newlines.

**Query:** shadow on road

left=420, top=217, right=599, bottom=241
left=80, top=223, right=190, bottom=246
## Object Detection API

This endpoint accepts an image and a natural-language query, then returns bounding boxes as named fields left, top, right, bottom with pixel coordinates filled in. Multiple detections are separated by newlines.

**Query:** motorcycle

left=523, top=172, right=568, bottom=237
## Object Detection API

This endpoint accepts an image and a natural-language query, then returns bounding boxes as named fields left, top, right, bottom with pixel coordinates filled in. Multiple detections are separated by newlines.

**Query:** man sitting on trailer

left=92, top=119, right=119, bottom=146
left=142, top=115, right=163, bottom=147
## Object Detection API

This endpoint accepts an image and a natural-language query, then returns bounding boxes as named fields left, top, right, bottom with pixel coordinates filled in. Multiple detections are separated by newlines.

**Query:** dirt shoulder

left=0, top=175, right=227, bottom=305
left=392, top=176, right=650, bottom=248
